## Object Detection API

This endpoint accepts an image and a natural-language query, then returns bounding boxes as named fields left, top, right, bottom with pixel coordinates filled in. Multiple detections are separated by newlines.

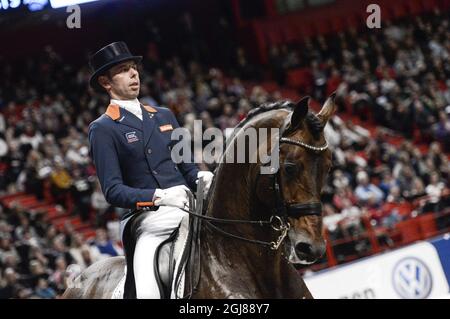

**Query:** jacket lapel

left=119, top=108, right=143, bottom=131
left=141, top=104, right=158, bottom=147
left=105, top=104, right=143, bottom=131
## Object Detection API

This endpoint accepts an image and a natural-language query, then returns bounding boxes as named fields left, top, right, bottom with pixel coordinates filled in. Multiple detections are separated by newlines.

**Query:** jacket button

left=147, top=148, right=152, bottom=154
left=152, top=170, right=158, bottom=175
left=174, top=166, right=178, bottom=171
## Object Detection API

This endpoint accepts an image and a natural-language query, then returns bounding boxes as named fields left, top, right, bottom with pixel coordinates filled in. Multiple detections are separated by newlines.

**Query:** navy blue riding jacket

left=88, top=103, right=199, bottom=220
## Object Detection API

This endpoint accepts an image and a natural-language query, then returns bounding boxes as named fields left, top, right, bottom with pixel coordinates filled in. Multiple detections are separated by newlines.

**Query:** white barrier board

left=304, top=241, right=449, bottom=299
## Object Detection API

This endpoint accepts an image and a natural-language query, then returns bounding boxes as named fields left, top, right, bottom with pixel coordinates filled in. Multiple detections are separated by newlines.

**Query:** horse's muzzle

left=286, top=233, right=326, bottom=265
left=294, top=241, right=326, bottom=264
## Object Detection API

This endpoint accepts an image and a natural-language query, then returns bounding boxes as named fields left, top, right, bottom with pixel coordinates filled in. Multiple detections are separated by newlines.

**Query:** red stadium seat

left=395, top=219, right=422, bottom=245
left=81, top=229, right=97, bottom=240
left=418, top=213, right=439, bottom=238
left=345, top=12, right=363, bottom=29
left=330, top=16, right=346, bottom=33
left=313, top=19, right=332, bottom=35
left=422, top=0, right=438, bottom=11
left=296, top=21, right=315, bottom=38
left=397, top=202, right=413, bottom=218
left=378, top=4, right=393, bottom=21
left=282, top=25, right=300, bottom=44
left=443, top=0, right=450, bottom=10
left=406, top=0, right=424, bottom=15
left=0, top=192, right=25, bottom=202
left=265, top=26, right=283, bottom=46
left=286, top=68, right=313, bottom=91
left=259, top=81, right=279, bottom=93
left=391, top=2, right=408, bottom=18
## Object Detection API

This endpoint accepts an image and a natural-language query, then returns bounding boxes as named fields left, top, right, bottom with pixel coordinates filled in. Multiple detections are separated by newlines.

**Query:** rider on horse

left=87, top=42, right=213, bottom=298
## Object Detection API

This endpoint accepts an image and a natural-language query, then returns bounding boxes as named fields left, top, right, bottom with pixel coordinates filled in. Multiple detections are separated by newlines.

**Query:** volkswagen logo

left=392, top=257, right=433, bottom=299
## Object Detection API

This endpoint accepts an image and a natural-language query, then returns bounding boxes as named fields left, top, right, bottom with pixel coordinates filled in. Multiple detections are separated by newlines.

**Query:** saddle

left=118, top=180, right=205, bottom=299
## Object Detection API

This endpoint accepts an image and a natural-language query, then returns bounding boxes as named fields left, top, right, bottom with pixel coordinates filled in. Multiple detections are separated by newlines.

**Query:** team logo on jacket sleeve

left=125, top=131, right=139, bottom=143
left=159, top=124, right=173, bottom=132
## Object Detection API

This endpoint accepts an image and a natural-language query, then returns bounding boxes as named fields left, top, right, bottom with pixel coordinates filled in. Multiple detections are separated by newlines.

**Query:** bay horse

left=63, top=94, right=336, bottom=299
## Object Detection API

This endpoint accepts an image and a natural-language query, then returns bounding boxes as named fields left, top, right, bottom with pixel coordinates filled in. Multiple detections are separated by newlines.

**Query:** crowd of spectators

left=0, top=9, right=449, bottom=297
left=322, top=121, right=449, bottom=260
left=268, top=8, right=450, bottom=151
left=0, top=32, right=279, bottom=298
left=265, top=9, right=450, bottom=261
left=0, top=206, right=122, bottom=299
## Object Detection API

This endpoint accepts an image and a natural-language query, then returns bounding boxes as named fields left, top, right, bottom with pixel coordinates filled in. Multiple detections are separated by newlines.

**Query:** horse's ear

left=289, top=96, right=309, bottom=131
left=317, top=92, right=337, bottom=124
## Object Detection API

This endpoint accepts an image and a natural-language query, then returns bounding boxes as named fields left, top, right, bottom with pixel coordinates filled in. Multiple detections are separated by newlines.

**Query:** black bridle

left=271, top=137, right=327, bottom=219
left=179, top=134, right=329, bottom=250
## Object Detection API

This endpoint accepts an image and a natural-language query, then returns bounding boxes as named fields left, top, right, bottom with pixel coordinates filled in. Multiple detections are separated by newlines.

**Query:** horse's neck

left=200, top=164, right=289, bottom=296
left=199, top=227, right=303, bottom=298
left=194, top=111, right=311, bottom=298
left=207, top=164, right=251, bottom=219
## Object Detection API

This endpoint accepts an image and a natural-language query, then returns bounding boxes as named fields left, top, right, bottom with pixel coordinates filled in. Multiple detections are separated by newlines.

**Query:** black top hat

left=89, top=41, right=142, bottom=92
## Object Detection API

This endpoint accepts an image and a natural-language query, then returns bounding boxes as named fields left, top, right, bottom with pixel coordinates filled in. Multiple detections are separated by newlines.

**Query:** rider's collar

left=105, top=103, right=157, bottom=121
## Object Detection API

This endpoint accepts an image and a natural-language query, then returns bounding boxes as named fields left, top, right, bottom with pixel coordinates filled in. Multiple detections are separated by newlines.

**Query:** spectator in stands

left=19, top=123, right=43, bottom=151
left=80, top=247, right=96, bottom=269
left=70, top=167, right=93, bottom=222
left=339, top=198, right=364, bottom=238
left=90, top=181, right=112, bottom=228
left=332, top=186, right=357, bottom=211
left=28, top=246, right=49, bottom=275
left=47, top=235, right=74, bottom=269
left=383, top=186, right=402, bottom=206
left=405, top=177, right=427, bottom=201
left=269, top=46, right=286, bottom=85
left=432, top=110, right=450, bottom=152
left=25, top=259, right=50, bottom=289
left=322, top=203, right=343, bottom=241
left=34, top=277, right=56, bottom=299
left=217, top=103, right=239, bottom=131
left=0, top=268, right=18, bottom=299
left=398, top=166, right=418, bottom=199
left=69, top=233, right=102, bottom=269
left=0, top=7, right=449, bottom=296
left=48, top=256, right=67, bottom=293
left=424, top=171, right=446, bottom=212
left=354, top=171, right=384, bottom=206
left=49, top=160, right=72, bottom=210
left=92, top=229, right=121, bottom=258
left=0, top=234, right=20, bottom=269
left=43, top=225, right=57, bottom=249
left=331, top=169, right=350, bottom=190
left=234, top=47, right=260, bottom=81
left=379, top=170, right=399, bottom=199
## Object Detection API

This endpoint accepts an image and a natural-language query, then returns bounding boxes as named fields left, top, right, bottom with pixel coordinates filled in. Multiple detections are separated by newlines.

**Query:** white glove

left=153, top=185, right=191, bottom=209
left=196, top=171, right=214, bottom=196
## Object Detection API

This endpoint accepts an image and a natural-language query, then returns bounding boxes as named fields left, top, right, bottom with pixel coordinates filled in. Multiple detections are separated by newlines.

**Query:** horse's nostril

left=295, top=242, right=313, bottom=257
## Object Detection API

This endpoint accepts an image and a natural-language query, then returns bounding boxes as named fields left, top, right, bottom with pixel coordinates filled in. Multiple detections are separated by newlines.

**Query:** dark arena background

left=0, top=0, right=449, bottom=301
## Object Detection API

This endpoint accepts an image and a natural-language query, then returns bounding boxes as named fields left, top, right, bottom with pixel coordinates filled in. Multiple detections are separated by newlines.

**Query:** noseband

left=181, top=136, right=329, bottom=250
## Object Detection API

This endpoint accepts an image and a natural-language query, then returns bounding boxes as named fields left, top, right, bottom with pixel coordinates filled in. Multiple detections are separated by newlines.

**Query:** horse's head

left=255, top=95, right=336, bottom=265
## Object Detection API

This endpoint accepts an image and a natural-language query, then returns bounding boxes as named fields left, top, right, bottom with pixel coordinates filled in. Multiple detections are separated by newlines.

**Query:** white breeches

left=132, top=206, right=187, bottom=299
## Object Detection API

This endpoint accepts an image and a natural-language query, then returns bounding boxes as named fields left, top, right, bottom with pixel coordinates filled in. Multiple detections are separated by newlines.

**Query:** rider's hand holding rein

left=153, top=185, right=191, bottom=209
left=196, top=171, right=214, bottom=196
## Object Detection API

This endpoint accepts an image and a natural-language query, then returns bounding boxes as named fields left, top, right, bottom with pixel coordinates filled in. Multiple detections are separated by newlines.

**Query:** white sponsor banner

left=304, top=242, right=449, bottom=299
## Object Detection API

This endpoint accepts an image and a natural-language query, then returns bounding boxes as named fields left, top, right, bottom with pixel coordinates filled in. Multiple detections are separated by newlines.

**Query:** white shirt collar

left=111, top=98, right=142, bottom=120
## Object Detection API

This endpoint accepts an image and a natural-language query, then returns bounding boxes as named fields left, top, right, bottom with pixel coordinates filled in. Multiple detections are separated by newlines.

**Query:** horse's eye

left=284, top=163, right=299, bottom=176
